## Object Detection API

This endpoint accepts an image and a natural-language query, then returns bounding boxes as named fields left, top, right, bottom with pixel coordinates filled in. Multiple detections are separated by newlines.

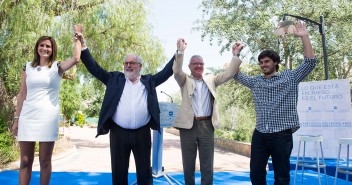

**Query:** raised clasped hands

left=232, top=41, right=244, bottom=57
left=177, top=38, right=187, bottom=52
left=73, top=24, right=85, bottom=47
left=74, top=32, right=85, bottom=47
left=293, top=21, right=309, bottom=38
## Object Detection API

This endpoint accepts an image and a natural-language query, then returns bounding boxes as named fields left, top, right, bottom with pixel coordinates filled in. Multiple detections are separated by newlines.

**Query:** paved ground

left=7, top=126, right=250, bottom=173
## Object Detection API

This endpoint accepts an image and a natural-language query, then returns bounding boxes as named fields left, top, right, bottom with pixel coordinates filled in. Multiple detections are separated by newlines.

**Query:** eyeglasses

left=123, top=61, right=140, bottom=66
left=190, top=62, right=204, bottom=66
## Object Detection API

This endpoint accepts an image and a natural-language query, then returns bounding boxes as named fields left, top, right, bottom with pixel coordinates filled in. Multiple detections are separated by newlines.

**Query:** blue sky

left=146, top=0, right=233, bottom=101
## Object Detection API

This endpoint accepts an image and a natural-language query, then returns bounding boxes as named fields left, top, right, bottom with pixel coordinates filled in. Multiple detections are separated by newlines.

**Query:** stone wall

left=215, top=138, right=251, bottom=157
left=165, top=128, right=251, bottom=158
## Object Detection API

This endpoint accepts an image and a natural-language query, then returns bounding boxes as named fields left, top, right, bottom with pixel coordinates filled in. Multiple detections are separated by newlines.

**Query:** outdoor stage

left=0, top=169, right=349, bottom=184
left=269, top=157, right=352, bottom=183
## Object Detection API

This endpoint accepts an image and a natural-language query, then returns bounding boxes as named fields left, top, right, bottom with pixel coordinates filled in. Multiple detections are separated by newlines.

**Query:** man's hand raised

left=177, top=38, right=187, bottom=53
left=293, top=21, right=309, bottom=38
left=232, top=41, right=244, bottom=57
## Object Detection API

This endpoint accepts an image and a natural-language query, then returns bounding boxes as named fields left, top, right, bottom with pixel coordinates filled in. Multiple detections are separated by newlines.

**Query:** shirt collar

left=191, top=75, right=203, bottom=82
left=262, top=71, right=280, bottom=79
left=125, top=75, right=141, bottom=84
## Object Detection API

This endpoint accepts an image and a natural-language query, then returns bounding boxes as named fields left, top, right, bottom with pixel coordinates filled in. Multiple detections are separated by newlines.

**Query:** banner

left=159, top=102, right=178, bottom=127
left=293, top=79, right=352, bottom=158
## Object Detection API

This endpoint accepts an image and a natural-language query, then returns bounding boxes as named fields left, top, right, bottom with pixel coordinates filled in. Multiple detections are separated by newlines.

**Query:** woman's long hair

left=31, top=36, right=57, bottom=68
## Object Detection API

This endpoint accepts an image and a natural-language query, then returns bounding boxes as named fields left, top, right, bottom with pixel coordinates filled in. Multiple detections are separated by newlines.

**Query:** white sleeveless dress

left=18, top=61, right=62, bottom=141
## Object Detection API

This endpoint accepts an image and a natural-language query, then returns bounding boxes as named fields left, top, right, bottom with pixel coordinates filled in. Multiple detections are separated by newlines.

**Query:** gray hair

left=125, top=54, right=143, bottom=64
left=189, top=55, right=203, bottom=64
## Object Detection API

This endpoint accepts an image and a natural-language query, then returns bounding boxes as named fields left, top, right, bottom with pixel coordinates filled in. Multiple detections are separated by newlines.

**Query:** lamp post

left=282, top=14, right=329, bottom=80
left=160, top=91, right=173, bottom=103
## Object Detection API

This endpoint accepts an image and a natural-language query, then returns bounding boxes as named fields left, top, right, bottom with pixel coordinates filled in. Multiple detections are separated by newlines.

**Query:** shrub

left=75, top=112, right=85, bottom=127
left=0, top=118, right=19, bottom=168
left=217, top=105, right=255, bottom=142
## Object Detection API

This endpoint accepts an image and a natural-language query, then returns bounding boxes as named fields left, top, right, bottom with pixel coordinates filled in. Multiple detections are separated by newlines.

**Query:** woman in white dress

left=11, top=32, right=81, bottom=185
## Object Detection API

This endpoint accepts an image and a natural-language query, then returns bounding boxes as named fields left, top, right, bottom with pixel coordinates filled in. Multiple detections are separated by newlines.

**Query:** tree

left=0, top=78, right=17, bottom=167
left=80, top=78, right=104, bottom=118
left=196, top=0, right=352, bottom=80
left=207, top=64, right=257, bottom=142
left=59, top=77, right=81, bottom=123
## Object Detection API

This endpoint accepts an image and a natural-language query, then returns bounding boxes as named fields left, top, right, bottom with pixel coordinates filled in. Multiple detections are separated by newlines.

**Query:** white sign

left=159, top=102, right=178, bottom=127
left=293, top=79, right=352, bottom=158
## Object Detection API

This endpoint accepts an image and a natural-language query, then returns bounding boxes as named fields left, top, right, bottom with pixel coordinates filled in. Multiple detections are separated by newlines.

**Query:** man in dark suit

left=78, top=33, right=175, bottom=185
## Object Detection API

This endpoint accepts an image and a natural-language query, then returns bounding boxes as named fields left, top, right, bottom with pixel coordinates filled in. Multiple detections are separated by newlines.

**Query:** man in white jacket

left=173, top=38, right=243, bottom=185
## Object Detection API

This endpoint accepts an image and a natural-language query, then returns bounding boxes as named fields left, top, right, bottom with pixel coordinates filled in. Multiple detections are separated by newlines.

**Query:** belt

left=194, top=116, right=211, bottom=121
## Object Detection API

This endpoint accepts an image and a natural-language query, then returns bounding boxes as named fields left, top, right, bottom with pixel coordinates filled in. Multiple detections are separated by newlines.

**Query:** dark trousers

left=109, top=123, right=152, bottom=185
left=250, top=129, right=293, bottom=185
left=179, top=119, right=214, bottom=185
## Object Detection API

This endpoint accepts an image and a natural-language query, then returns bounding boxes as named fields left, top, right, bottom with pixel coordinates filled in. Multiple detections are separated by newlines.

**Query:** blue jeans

left=250, top=129, right=293, bottom=185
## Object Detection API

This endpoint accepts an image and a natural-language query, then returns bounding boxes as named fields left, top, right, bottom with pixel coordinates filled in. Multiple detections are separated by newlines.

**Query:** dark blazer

left=81, top=49, right=175, bottom=137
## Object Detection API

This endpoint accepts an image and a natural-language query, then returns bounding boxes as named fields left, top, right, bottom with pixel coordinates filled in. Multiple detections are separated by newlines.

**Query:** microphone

left=160, top=91, right=173, bottom=103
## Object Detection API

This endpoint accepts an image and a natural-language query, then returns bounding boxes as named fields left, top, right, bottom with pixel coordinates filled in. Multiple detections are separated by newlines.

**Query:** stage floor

left=0, top=169, right=349, bottom=184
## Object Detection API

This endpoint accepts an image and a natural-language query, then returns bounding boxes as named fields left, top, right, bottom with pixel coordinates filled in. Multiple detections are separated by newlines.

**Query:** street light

left=276, top=14, right=329, bottom=80
left=160, top=91, right=173, bottom=103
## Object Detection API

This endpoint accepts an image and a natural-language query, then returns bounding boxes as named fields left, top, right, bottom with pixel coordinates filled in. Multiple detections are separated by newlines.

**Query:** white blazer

left=172, top=53, right=241, bottom=129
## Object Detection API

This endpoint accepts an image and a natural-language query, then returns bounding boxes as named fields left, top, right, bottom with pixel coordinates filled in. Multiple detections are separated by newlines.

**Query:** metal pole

left=282, top=14, right=329, bottom=80
left=161, top=91, right=174, bottom=103
left=320, top=16, right=329, bottom=80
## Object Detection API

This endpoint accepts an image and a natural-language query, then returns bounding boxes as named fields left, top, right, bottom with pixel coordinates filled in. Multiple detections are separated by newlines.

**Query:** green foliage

left=0, top=130, right=19, bottom=168
left=215, top=128, right=253, bottom=142
left=206, top=67, right=225, bottom=75
left=80, top=79, right=104, bottom=117
left=216, top=78, right=256, bottom=142
left=75, top=112, right=85, bottom=127
left=197, top=0, right=352, bottom=80
left=0, top=79, right=18, bottom=167
left=0, top=118, right=19, bottom=167
left=59, top=78, right=81, bottom=121
left=67, top=0, right=167, bottom=75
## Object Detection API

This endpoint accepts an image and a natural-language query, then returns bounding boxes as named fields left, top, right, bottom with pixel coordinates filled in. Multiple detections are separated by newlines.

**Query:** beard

left=125, top=69, right=140, bottom=81
left=262, top=67, right=276, bottom=76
